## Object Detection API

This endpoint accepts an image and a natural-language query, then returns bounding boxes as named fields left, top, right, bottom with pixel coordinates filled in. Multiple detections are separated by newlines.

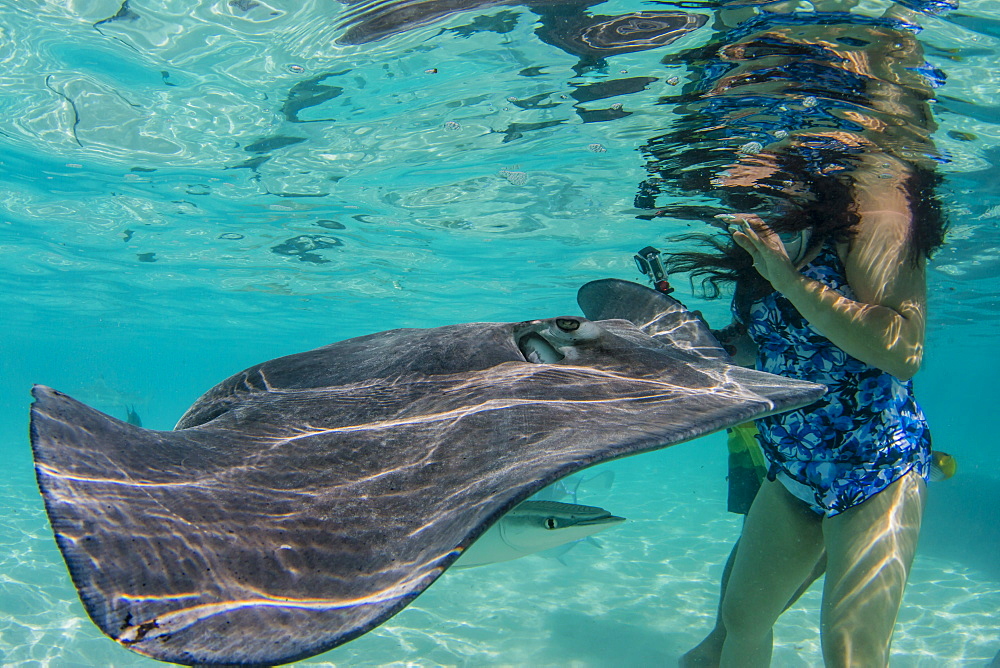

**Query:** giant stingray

left=30, top=280, right=824, bottom=666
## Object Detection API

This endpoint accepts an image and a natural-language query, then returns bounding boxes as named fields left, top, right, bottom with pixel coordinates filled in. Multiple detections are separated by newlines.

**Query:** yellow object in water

left=930, top=450, right=957, bottom=482
left=726, top=421, right=767, bottom=514
left=728, top=421, right=767, bottom=475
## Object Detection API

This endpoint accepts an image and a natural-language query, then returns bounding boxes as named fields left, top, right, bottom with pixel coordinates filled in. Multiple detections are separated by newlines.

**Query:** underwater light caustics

left=30, top=281, right=823, bottom=666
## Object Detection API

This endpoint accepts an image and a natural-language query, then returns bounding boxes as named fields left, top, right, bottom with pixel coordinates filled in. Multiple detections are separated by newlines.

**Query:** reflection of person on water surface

left=632, top=2, right=951, bottom=666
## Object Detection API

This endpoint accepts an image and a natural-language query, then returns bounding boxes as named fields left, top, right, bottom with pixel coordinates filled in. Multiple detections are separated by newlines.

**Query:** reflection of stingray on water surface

left=335, top=0, right=707, bottom=66
left=95, top=0, right=709, bottom=68
left=90, top=0, right=709, bottom=176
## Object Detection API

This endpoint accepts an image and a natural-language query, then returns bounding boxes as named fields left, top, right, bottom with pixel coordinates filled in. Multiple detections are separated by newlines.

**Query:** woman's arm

left=730, top=208, right=926, bottom=380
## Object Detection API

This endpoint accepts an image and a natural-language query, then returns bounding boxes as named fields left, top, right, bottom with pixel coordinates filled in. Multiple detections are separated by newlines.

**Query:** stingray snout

left=514, top=317, right=604, bottom=364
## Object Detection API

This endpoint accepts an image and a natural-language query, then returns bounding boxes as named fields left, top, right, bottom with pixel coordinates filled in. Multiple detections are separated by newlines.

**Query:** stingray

left=30, top=280, right=824, bottom=666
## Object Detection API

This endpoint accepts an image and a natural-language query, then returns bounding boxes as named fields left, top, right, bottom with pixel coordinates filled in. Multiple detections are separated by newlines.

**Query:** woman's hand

left=718, top=203, right=926, bottom=380
left=721, top=214, right=800, bottom=291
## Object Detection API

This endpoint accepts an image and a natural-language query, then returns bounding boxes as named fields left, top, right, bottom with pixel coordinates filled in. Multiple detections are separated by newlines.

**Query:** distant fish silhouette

left=123, top=405, right=142, bottom=427
left=70, top=377, right=144, bottom=409
left=532, top=469, right=615, bottom=504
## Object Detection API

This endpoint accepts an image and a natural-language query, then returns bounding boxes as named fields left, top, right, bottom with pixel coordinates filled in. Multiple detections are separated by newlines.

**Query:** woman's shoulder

left=842, top=209, right=926, bottom=308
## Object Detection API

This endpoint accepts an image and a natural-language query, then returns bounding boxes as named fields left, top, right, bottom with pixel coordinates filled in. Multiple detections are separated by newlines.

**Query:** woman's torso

left=740, top=243, right=931, bottom=515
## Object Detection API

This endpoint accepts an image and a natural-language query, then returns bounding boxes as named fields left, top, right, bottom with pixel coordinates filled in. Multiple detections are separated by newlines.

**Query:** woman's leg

left=679, top=539, right=828, bottom=668
left=820, top=470, right=926, bottom=667
left=719, top=479, right=825, bottom=668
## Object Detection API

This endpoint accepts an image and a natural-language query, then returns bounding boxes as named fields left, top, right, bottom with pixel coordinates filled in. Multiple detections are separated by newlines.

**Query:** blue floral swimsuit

left=740, top=244, right=931, bottom=517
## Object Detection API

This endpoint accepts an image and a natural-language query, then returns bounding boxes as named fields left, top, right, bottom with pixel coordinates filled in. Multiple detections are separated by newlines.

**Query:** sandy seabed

left=2, top=437, right=997, bottom=667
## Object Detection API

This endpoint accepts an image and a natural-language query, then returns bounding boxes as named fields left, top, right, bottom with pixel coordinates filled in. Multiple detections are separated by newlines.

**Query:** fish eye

left=545, top=517, right=557, bottom=530
left=555, top=318, right=580, bottom=332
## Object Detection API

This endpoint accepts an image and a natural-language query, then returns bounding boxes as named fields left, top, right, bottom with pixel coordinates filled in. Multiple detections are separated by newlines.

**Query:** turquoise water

left=1, top=0, right=998, bottom=665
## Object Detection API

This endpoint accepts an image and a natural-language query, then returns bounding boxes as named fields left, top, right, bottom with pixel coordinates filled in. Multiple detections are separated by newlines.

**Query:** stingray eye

left=555, top=318, right=580, bottom=332
left=545, top=517, right=558, bottom=530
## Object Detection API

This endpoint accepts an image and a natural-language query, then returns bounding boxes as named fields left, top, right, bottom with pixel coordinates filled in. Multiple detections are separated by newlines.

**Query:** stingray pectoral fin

left=29, top=385, right=437, bottom=666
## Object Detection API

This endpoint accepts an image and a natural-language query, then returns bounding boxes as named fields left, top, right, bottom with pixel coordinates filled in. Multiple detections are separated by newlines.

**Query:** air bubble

left=667, top=76, right=680, bottom=85
left=611, top=103, right=623, bottom=111
left=588, top=143, right=607, bottom=153
left=802, top=96, right=818, bottom=107
left=738, top=141, right=763, bottom=155
left=774, top=129, right=788, bottom=139
left=443, top=121, right=461, bottom=130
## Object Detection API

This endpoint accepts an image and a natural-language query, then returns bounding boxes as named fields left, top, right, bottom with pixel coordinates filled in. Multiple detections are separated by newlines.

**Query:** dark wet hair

left=904, top=163, right=948, bottom=263
left=662, top=157, right=948, bottom=322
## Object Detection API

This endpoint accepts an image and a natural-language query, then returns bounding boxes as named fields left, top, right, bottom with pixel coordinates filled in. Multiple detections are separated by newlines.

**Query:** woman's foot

left=678, top=627, right=725, bottom=668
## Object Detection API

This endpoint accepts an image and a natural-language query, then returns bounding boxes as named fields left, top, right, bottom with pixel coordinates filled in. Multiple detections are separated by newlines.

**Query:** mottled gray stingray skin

left=30, top=299, right=824, bottom=666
